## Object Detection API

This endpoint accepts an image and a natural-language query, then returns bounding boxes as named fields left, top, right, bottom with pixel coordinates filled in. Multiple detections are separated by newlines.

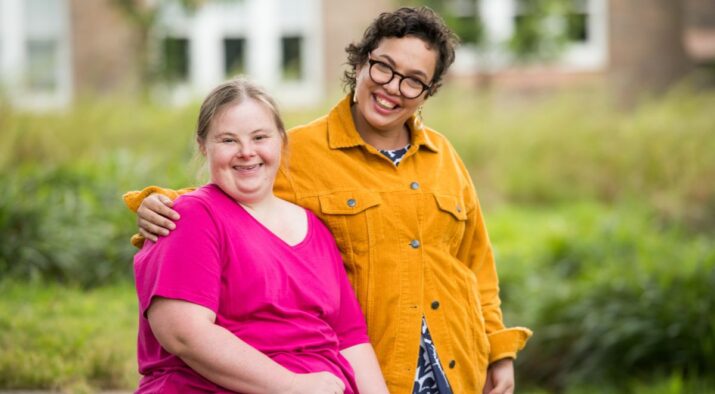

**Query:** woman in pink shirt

left=132, top=78, right=388, bottom=393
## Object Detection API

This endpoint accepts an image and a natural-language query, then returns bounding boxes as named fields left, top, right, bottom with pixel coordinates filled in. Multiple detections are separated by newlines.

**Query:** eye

left=254, top=134, right=268, bottom=141
left=221, top=137, right=236, bottom=144
left=375, top=61, right=392, bottom=72
left=404, top=77, right=426, bottom=89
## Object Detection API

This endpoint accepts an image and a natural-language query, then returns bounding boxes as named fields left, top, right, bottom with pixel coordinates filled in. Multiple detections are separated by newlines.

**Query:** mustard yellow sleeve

left=487, top=327, right=533, bottom=363
left=451, top=140, right=532, bottom=363
left=122, top=185, right=196, bottom=248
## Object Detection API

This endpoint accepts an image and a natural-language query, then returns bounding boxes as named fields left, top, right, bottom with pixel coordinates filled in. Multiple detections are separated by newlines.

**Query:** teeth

left=234, top=164, right=260, bottom=170
left=375, top=96, right=396, bottom=110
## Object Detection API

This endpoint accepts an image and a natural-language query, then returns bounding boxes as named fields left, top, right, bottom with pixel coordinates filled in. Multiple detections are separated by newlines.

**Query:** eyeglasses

left=367, top=57, right=432, bottom=99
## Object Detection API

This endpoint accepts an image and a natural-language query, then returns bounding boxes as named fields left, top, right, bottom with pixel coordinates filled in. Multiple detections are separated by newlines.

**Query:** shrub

left=491, top=203, right=715, bottom=390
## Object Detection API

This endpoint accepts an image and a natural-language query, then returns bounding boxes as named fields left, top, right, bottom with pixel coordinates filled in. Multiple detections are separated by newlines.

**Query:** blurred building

left=453, top=0, right=715, bottom=95
left=0, top=0, right=387, bottom=110
left=1, top=0, right=714, bottom=110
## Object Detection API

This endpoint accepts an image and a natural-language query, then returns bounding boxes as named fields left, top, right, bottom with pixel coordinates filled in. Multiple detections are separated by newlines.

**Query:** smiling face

left=353, top=36, right=438, bottom=138
left=200, top=98, right=283, bottom=205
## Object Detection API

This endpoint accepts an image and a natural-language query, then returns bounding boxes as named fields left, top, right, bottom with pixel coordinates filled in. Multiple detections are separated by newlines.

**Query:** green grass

left=0, top=280, right=139, bottom=392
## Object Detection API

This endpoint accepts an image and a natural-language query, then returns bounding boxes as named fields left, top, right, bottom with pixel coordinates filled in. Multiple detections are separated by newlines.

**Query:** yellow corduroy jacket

left=124, top=95, right=531, bottom=393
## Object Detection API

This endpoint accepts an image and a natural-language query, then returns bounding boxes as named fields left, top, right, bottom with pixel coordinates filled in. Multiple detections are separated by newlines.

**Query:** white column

left=246, top=0, right=279, bottom=88
left=56, top=0, right=73, bottom=107
left=478, top=0, right=516, bottom=70
left=302, top=0, right=323, bottom=102
left=0, top=0, right=24, bottom=91
left=588, top=0, right=608, bottom=68
left=190, top=5, right=223, bottom=94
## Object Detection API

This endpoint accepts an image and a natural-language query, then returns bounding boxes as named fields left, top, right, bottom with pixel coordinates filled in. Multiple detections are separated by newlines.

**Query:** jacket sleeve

left=122, top=185, right=196, bottom=248
left=454, top=156, right=532, bottom=363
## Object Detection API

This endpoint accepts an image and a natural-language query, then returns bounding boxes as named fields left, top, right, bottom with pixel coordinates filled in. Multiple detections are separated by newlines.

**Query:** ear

left=197, top=137, right=207, bottom=156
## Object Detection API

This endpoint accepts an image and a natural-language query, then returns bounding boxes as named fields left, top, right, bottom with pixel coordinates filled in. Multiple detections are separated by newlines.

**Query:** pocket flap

left=319, top=191, right=382, bottom=215
left=434, top=194, right=468, bottom=221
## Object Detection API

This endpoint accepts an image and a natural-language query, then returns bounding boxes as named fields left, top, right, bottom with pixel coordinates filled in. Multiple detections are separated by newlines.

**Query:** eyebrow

left=213, top=129, right=272, bottom=137
left=373, top=53, right=431, bottom=81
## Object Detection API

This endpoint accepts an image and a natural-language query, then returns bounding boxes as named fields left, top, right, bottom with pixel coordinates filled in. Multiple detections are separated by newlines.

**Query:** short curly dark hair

left=343, top=6, right=460, bottom=97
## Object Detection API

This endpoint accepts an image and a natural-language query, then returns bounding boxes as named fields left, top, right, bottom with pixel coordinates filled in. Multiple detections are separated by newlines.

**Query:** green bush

left=0, top=280, right=138, bottom=391
left=488, top=203, right=715, bottom=390
left=429, top=86, right=715, bottom=230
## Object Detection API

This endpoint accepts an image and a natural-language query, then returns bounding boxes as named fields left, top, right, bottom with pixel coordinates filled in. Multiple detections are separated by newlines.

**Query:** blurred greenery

left=1, top=84, right=714, bottom=391
left=0, top=280, right=138, bottom=392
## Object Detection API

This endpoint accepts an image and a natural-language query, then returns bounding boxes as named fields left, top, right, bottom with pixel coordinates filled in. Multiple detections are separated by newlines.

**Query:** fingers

left=147, top=194, right=180, bottom=221
left=291, top=372, right=345, bottom=394
left=138, top=227, right=158, bottom=243
left=138, top=216, right=170, bottom=239
left=136, top=194, right=180, bottom=238
left=315, top=372, right=345, bottom=394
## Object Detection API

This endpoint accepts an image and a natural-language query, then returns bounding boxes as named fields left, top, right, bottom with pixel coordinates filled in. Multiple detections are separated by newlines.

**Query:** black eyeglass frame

left=366, top=57, right=433, bottom=99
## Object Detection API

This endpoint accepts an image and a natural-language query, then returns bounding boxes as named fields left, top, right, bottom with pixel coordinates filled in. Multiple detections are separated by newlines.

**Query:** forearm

left=170, top=322, right=295, bottom=393
left=340, top=343, right=389, bottom=394
left=149, top=300, right=295, bottom=393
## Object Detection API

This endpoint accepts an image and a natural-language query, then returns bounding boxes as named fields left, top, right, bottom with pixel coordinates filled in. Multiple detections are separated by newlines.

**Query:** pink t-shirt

left=134, top=184, right=368, bottom=393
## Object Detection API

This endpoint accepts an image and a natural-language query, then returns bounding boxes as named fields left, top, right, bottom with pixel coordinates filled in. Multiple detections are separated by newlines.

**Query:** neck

left=351, top=104, right=410, bottom=150
left=237, top=194, right=279, bottom=218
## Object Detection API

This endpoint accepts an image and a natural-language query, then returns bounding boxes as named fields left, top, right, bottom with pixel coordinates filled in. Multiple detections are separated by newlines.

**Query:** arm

left=148, top=298, right=346, bottom=394
left=451, top=149, right=531, bottom=363
left=122, top=186, right=193, bottom=247
left=458, top=195, right=532, bottom=362
left=340, top=343, right=389, bottom=394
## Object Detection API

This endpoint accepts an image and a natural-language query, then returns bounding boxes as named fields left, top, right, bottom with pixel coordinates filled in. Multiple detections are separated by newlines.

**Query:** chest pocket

left=318, top=191, right=382, bottom=255
left=433, top=193, right=468, bottom=246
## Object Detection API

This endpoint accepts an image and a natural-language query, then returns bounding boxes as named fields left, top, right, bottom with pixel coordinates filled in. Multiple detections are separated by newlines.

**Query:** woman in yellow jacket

left=127, top=7, right=531, bottom=394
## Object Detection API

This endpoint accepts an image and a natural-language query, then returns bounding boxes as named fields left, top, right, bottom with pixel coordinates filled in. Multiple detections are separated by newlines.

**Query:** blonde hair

left=196, top=77, right=286, bottom=146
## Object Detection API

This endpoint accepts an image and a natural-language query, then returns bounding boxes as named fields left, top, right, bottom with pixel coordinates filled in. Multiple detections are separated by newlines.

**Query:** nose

left=237, top=141, right=255, bottom=158
left=384, top=75, right=401, bottom=96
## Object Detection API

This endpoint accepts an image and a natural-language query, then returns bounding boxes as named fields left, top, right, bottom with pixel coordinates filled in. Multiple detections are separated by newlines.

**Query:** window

left=511, top=0, right=593, bottom=56
left=281, top=36, right=302, bottom=80
left=566, top=0, right=589, bottom=42
left=161, top=37, right=190, bottom=83
left=224, top=38, right=246, bottom=76
left=24, top=0, right=65, bottom=94
left=26, top=39, right=57, bottom=91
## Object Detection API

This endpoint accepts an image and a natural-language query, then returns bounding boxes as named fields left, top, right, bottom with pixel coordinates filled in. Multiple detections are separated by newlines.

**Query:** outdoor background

left=1, top=0, right=714, bottom=393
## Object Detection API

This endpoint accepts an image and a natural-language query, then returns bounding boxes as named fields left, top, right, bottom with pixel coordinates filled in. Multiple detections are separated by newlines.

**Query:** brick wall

left=69, top=0, right=141, bottom=97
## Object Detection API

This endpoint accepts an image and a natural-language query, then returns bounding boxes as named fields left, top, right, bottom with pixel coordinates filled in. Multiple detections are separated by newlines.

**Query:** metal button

left=449, top=360, right=456, bottom=369
left=456, top=205, right=462, bottom=213
left=347, top=198, right=356, bottom=207
left=410, top=181, right=420, bottom=190
left=431, top=301, right=440, bottom=310
left=410, top=239, right=421, bottom=249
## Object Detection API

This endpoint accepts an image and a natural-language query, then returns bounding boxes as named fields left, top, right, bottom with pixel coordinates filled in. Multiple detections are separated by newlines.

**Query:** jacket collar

left=327, top=94, right=439, bottom=153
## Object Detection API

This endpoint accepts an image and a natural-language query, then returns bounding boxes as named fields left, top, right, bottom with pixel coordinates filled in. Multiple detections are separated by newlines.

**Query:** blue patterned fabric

left=379, top=145, right=452, bottom=394
left=379, top=144, right=411, bottom=166
left=413, top=317, right=453, bottom=394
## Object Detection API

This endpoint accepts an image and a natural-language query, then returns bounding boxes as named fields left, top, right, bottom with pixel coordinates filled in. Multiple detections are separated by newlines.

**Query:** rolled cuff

left=122, top=186, right=196, bottom=248
left=122, top=186, right=195, bottom=213
left=487, top=327, right=533, bottom=364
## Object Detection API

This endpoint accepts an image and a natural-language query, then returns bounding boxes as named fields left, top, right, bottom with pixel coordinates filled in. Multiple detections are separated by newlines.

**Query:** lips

left=374, top=94, right=398, bottom=110
left=232, top=163, right=263, bottom=173
left=372, top=92, right=401, bottom=113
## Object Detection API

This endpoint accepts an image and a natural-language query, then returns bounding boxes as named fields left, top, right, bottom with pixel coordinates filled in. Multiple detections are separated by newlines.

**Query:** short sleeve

left=134, top=195, right=222, bottom=317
